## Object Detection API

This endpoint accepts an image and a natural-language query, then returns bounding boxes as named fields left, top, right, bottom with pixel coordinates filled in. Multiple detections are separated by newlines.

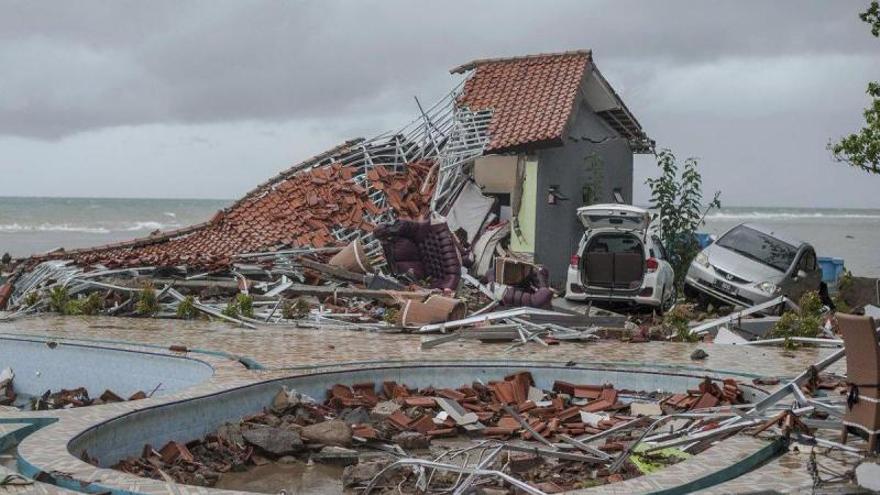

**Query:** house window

left=613, top=188, right=624, bottom=204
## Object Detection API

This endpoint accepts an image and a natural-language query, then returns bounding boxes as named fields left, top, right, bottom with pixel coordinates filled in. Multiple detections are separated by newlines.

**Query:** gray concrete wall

left=534, top=100, right=634, bottom=287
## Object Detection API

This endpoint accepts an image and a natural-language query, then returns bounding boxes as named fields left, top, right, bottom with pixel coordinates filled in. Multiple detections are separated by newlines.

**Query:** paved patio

left=0, top=314, right=860, bottom=494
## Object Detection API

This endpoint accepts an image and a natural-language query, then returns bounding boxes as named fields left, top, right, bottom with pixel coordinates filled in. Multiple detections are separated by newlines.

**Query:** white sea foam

left=0, top=221, right=182, bottom=234
left=705, top=211, right=880, bottom=221
left=122, top=221, right=179, bottom=231
left=0, top=223, right=111, bottom=234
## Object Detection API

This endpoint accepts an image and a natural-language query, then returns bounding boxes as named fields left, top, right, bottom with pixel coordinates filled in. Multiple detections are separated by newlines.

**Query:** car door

left=790, top=248, right=821, bottom=300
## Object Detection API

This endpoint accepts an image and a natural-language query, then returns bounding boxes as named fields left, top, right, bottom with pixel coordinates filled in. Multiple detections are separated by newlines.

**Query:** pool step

left=1, top=464, right=80, bottom=493
left=1, top=423, right=78, bottom=494
left=0, top=423, right=31, bottom=452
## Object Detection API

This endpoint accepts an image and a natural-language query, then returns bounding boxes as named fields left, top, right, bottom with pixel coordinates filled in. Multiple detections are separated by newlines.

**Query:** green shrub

left=23, top=291, right=41, bottom=307
left=55, top=292, right=102, bottom=316
left=48, top=286, right=69, bottom=313
left=383, top=307, right=400, bottom=325
left=135, top=282, right=159, bottom=316
left=282, top=298, right=310, bottom=320
left=222, top=299, right=240, bottom=319
left=176, top=295, right=197, bottom=319
left=221, top=294, right=254, bottom=319
left=236, top=294, right=254, bottom=318
left=64, top=299, right=85, bottom=315
left=79, top=292, right=103, bottom=315
left=771, top=291, right=824, bottom=350
left=664, top=305, right=700, bottom=343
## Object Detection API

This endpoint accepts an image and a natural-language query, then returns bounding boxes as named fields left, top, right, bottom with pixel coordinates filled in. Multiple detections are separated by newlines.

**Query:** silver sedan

left=684, top=224, right=822, bottom=307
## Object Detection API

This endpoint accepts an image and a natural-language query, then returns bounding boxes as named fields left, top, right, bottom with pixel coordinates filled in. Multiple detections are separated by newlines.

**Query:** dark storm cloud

left=0, top=0, right=876, bottom=139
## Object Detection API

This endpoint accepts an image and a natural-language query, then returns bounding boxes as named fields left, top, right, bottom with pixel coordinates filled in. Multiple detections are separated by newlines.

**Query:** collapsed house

left=452, top=51, right=652, bottom=283
left=0, top=50, right=652, bottom=325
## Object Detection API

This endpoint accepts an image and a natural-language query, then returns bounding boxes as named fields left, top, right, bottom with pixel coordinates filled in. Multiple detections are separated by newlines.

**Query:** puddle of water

left=215, top=461, right=344, bottom=494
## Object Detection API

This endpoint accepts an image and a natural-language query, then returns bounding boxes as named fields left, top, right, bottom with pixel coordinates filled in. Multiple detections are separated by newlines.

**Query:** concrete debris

left=714, top=326, right=749, bottom=345
left=343, top=460, right=388, bottom=488
left=0, top=367, right=14, bottom=406
left=301, top=419, right=353, bottom=447
left=242, top=427, right=305, bottom=456
left=690, top=349, right=709, bottom=360
left=856, top=462, right=880, bottom=492
left=629, top=402, right=663, bottom=417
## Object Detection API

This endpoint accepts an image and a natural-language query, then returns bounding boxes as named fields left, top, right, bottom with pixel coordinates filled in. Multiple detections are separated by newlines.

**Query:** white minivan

left=564, top=204, right=676, bottom=311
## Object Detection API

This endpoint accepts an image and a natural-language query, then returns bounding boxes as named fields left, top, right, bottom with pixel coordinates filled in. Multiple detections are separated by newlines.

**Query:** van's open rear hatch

left=576, top=204, right=650, bottom=233
left=580, top=232, right=645, bottom=291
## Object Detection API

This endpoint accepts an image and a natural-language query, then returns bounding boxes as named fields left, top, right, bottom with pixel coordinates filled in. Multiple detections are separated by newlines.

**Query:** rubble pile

left=0, top=367, right=14, bottom=406
left=0, top=367, right=146, bottom=410
left=107, top=371, right=749, bottom=493
left=70, top=162, right=433, bottom=271
left=31, top=387, right=147, bottom=410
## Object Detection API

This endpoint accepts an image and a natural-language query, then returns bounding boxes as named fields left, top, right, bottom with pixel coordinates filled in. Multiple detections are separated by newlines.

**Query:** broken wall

left=534, top=99, right=634, bottom=287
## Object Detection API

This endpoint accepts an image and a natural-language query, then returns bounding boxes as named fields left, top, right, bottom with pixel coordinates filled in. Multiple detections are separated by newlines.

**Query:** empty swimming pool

left=0, top=336, right=214, bottom=403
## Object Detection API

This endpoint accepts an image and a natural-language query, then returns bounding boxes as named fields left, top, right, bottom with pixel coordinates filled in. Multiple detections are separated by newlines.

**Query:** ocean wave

left=122, top=221, right=180, bottom=232
left=706, top=211, right=880, bottom=220
left=0, top=220, right=183, bottom=234
left=0, top=223, right=111, bottom=234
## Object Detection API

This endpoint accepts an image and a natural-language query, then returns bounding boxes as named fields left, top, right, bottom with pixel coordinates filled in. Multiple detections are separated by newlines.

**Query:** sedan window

left=716, top=225, right=798, bottom=272
left=798, top=250, right=817, bottom=271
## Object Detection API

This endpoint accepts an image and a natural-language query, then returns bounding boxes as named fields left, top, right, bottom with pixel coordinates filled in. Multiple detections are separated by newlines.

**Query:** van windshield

left=716, top=225, right=797, bottom=272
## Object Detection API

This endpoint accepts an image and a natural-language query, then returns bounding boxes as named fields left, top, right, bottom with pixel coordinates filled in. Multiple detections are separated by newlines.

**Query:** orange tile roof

left=453, top=50, right=591, bottom=152
left=54, top=160, right=434, bottom=271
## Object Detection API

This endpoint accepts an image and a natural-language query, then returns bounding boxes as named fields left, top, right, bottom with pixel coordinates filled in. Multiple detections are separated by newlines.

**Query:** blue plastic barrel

left=694, top=233, right=713, bottom=249
left=817, top=257, right=845, bottom=284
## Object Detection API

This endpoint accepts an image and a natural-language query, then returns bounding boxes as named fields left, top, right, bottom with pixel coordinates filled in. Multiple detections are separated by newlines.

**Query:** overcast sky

left=1, top=0, right=879, bottom=208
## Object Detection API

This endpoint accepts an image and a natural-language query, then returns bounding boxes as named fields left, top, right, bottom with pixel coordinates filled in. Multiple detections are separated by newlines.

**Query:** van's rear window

left=588, top=215, right=641, bottom=226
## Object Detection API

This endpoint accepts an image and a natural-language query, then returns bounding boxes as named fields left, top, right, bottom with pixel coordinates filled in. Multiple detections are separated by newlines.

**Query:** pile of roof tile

left=59, top=161, right=433, bottom=271
left=106, top=371, right=750, bottom=493
left=661, top=377, right=744, bottom=412
left=31, top=386, right=147, bottom=410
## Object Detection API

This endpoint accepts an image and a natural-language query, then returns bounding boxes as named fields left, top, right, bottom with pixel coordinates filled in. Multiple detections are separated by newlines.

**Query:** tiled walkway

left=0, top=315, right=859, bottom=494
left=0, top=315, right=843, bottom=376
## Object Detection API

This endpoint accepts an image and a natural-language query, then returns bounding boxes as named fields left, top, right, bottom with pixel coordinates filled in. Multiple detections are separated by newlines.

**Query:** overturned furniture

left=375, top=219, right=462, bottom=291
left=839, top=314, right=880, bottom=452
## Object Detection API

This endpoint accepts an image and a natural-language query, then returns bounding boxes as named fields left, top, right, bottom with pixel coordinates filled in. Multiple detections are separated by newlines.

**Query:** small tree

left=771, top=291, right=824, bottom=350
left=829, top=1, right=880, bottom=174
left=645, top=149, right=721, bottom=290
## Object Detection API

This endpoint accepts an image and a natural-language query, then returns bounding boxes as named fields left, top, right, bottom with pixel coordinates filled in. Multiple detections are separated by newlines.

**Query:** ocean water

left=1, top=199, right=878, bottom=277
left=0, top=197, right=228, bottom=258
left=701, top=207, right=880, bottom=277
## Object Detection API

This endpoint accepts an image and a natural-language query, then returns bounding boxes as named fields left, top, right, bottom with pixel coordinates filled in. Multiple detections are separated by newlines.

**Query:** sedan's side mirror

left=795, top=269, right=807, bottom=280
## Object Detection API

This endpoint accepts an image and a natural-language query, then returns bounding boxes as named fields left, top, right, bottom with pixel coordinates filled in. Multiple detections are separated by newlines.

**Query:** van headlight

left=694, top=252, right=709, bottom=268
left=757, top=281, right=781, bottom=295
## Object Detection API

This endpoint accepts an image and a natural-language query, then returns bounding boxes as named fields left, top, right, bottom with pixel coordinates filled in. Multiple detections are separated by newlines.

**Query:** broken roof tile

left=57, top=160, right=434, bottom=270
